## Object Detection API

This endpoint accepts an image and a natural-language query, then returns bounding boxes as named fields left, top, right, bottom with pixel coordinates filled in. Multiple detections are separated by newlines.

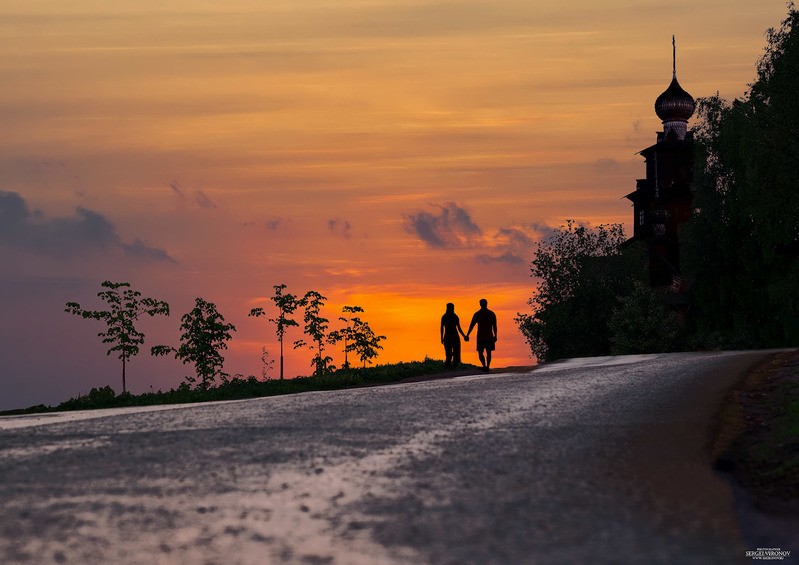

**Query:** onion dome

left=654, top=36, right=695, bottom=140
left=654, top=76, right=695, bottom=124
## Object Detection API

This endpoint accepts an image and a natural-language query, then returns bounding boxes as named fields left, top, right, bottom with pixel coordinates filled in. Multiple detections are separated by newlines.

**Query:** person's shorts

left=476, top=339, right=495, bottom=352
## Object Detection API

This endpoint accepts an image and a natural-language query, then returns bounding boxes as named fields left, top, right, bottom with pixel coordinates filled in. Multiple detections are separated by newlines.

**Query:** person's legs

left=453, top=340, right=461, bottom=367
left=477, top=347, right=486, bottom=369
left=485, top=350, right=492, bottom=369
left=444, top=342, right=454, bottom=366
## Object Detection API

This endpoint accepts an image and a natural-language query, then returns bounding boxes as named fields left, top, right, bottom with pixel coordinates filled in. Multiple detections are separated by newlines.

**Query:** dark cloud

left=169, top=182, right=216, bottom=210
left=327, top=218, right=352, bottom=239
left=265, top=217, right=286, bottom=230
left=122, top=239, right=177, bottom=263
left=528, top=222, right=560, bottom=244
left=0, top=190, right=175, bottom=262
left=475, top=252, right=525, bottom=265
left=496, top=227, right=535, bottom=249
left=194, top=190, right=216, bottom=209
left=169, top=181, right=184, bottom=197
left=404, top=202, right=481, bottom=248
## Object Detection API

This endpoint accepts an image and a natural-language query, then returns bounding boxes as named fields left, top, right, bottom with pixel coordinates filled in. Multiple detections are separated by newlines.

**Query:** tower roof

left=653, top=36, right=695, bottom=139
left=655, top=76, right=695, bottom=123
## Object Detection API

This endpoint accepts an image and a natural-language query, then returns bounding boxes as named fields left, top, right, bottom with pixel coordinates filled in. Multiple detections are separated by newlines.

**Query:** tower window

left=638, top=210, right=645, bottom=226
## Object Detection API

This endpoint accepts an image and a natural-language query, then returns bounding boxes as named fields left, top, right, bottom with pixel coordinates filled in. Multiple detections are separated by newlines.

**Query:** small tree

left=65, top=281, right=169, bottom=393
left=260, top=347, right=275, bottom=380
left=330, top=305, right=386, bottom=368
left=152, top=297, right=236, bottom=390
left=294, top=291, right=333, bottom=376
left=249, top=284, right=300, bottom=380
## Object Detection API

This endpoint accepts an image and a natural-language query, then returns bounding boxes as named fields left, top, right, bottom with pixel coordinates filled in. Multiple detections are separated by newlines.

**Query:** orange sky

left=0, top=1, right=790, bottom=409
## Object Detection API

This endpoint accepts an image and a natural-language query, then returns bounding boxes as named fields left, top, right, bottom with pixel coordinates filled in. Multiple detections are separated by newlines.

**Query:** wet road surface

left=0, top=351, right=776, bottom=564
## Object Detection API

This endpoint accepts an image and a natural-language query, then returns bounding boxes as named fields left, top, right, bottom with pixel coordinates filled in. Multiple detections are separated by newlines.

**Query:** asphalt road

left=0, top=351, right=778, bottom=564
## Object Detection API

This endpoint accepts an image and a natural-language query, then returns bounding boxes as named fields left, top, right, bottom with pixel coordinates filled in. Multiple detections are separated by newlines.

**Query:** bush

left=609, top=283, right=681, bottom=354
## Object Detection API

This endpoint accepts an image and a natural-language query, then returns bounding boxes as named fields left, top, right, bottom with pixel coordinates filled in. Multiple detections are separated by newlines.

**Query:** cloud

left=327, top=218, right=352, bottom=239
left=475, top=251, right=525, bottom=264
left=496, top=227, right=536, bottom=249
left=122, top=239, right=176, bottom=263
left=473, top=223, right=556, bottom=265
left=265, top=217, right=286, bottom=230
left=594, top=158, right=620, bottom=172
left=169, top=182, right=216, bottom=210
left=404, top=202, right=482, bottom=248
left=0, top=190, right=175, bottom=262
left=169, top=181, right=184, bottom=197
left=194, top=190, right=216, bottom=209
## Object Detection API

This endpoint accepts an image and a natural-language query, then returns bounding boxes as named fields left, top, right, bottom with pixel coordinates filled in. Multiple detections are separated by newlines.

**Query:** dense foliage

left=684, top=5, right=799, bottom=348
left=608, top=282, right=681, bottom=355
left=519, top=6, right=799, bottom=361
left=516, top=222, right=646, bottom=362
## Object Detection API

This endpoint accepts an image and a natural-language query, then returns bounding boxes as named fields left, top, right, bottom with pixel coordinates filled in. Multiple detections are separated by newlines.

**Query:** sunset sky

left=0, top=1, right=790, bottom=409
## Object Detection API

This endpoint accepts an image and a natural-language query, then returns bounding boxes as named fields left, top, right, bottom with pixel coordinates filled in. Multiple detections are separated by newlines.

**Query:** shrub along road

left=0, top=351, right=786, bottom=564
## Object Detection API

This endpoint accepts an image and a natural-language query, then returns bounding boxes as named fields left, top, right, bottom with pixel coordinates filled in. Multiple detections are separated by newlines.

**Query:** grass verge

left=713, top=349, right=799, bottom=501
left=0, top=359, right=484, bottom=416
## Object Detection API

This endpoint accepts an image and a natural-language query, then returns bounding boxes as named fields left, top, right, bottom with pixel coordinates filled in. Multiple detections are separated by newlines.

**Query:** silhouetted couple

left=440, top=299, right=497, bottom=372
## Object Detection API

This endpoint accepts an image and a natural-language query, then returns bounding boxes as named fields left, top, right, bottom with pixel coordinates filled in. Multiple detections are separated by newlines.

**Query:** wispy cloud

left=265, top=217, right=287, bottom=230
left=594, top=157, right=620, bottom=172
left=0, top=190, right=175, bottom=262
left=327, top=218, right=352, bottom=239
left=474, top=223, right=556, bottom=265
left=475, top=251, right=525, bottom=265
left=169, top=181, right=183, bottom=197
left=168, top=182, right=216, bottom=210
left=194, top=190, right=216, bottom=209
left=404, top=202, right=482, bottom=248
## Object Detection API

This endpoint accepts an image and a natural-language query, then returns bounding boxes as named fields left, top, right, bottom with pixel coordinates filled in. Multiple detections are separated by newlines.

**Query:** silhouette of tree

left=684, top=5, right=799, bottom=347
left=260, top=347, right=275, bottom=380
left=516, top=221, right=642, bottom=361
left=249, top=284, right=300, bottom=380
left=65, top=281, right=169, bottom=393
left=293, top=291, right=333, bottom=376
left=152, top=297, right=236, bottom=390
left=608, top=282, right=681, bottom=354
left=329, top=305, right=387, bottom=368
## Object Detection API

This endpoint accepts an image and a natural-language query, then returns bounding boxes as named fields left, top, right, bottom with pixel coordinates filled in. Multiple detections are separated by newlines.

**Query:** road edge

left=710, top=349, right=799, bottom=552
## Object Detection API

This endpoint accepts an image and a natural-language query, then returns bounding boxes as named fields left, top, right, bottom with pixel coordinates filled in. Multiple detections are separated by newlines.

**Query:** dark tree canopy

left=684, top=5, right=799, bottom=348
left=516, top=222, right=644, bottom=362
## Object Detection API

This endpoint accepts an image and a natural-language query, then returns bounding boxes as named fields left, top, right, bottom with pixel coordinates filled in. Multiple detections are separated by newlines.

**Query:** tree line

left=66, top=282, right=386, bottom=393
left=517, top=5, right=799, bottom=361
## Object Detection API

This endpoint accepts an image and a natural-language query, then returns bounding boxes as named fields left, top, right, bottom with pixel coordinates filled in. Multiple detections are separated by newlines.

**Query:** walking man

left=440, top=302, right=468, bottom=367
left=466, top=298, right=497, bottom=372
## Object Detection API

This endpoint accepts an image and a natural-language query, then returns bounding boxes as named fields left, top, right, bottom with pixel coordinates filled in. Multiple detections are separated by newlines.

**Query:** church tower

left=624, top=37, right=695, bottom=290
